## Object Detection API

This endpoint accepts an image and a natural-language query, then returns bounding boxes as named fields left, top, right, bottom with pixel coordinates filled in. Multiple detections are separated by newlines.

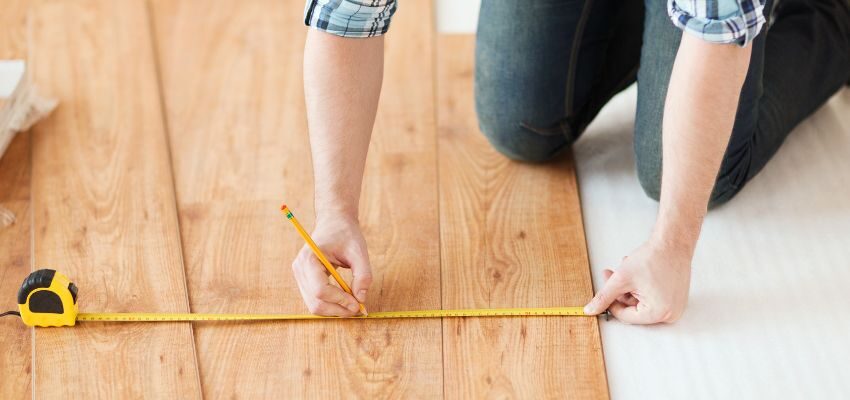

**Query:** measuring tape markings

left=7, top=270, right=600, bottom=327
left=76, top=307, right=589, bottom=323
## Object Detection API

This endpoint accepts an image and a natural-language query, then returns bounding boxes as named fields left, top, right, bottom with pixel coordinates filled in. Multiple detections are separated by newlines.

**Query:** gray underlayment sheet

left=576, top=85, right=850, bottom=400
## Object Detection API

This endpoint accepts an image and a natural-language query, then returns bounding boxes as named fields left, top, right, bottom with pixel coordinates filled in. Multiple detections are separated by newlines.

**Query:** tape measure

left=1, top=269, right=600, bottom=327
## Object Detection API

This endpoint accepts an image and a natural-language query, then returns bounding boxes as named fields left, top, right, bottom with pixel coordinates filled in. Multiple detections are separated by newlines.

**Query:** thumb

left=584, top=270, right=629, bottom=315
left=345, top=246, right=373, bottom=303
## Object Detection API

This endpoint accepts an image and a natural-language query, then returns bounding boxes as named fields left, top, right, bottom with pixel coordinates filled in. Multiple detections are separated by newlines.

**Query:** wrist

left=649, top=217, right=700, bottom=258
left=314, top=185, right=361, bottom=222
left=315, top=206, right=359, bottom=226
left=648, top=231, right=696, bottom=258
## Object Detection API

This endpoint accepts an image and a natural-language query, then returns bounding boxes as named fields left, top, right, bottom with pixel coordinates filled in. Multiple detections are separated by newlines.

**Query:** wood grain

left=150, top=0, right=441, bottom=398
left=28, top=1, right=201, bottom=397
left=0, top=2, right=32, bottom=399
left=437, top=36, right=609, bottom=399
left=0, top=0, right=28, bottom=61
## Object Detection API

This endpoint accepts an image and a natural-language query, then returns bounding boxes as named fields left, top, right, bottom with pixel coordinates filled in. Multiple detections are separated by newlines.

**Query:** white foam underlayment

left=0, top=60, right=25, bottom=98
left=576, top=85, right=850, bottom=399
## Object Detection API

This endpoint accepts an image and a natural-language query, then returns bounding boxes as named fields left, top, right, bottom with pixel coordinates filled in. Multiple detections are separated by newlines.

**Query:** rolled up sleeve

left=304, top=0, right=397, bottom=38
left=667, top=0, right=767, bottom=46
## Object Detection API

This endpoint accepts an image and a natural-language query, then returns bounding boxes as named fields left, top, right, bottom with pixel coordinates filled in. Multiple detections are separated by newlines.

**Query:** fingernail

left=584, top=304, right=595, bottom=314
left=357, top=289, right=367, bottom=302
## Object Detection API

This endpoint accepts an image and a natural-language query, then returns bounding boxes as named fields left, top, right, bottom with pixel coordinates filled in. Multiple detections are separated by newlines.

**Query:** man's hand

left=584, top=34, right=751, bottom=324
left=299, top=30, right=383, bottom=315
left=291, top=214, right=372, bottom=317
left=584, top=240, right=692, bottom=324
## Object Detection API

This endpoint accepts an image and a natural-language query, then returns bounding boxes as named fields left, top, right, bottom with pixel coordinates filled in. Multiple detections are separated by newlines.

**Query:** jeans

left=475, top=0, right=850, bottom=207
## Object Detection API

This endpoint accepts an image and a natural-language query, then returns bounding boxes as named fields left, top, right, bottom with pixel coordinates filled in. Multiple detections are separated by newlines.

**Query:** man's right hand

left=290, top=214, right=372, bottom=317
left=299, top=29, right=383, bottom=316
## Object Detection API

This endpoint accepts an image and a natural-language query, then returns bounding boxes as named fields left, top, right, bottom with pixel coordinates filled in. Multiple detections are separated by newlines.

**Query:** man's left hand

left=583, top=240, right=692, bottom=324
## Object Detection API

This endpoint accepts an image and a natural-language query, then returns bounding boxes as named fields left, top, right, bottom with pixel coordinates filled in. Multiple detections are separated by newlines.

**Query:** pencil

left=280, top=204, right=367, bottom=315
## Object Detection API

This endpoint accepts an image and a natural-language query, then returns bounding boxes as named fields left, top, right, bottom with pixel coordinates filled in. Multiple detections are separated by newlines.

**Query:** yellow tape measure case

left=17, top=269, right=79, bottom=327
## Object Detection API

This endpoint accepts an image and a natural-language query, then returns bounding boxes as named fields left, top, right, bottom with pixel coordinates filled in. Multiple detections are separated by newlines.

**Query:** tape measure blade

left=369, top=307, right=586, bottom=318
left=75, top=307, right=589, bottom=323
left=76, top=312, right=325, bottom=322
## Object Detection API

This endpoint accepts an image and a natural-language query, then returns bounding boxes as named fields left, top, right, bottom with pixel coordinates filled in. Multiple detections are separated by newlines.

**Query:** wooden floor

left=0, top=1, right=607, bottom=398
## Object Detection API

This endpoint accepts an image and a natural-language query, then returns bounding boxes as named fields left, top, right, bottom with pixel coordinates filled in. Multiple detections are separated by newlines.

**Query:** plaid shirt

left=303, top=0, right=397, bottom=38
left=304, top=0, right=765, bottom=46
left=668, top=0, right=767, bottom=46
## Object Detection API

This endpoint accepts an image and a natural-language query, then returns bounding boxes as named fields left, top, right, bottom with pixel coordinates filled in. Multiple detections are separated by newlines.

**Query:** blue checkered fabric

left=668, top=0, right=767, bottom=46
left=304, top=0, right=397, bottom=38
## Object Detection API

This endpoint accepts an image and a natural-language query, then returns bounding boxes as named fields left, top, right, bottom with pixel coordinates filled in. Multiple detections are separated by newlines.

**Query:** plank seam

left=428, top=2, right=446, bottom=398
left=26, top=4, right=36, bottom=399
left=142, top=1, right=204, bottom=398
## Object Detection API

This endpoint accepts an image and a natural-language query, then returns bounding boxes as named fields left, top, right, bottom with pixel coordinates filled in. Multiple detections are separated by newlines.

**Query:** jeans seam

left=577, top=62, right=641, bottom=134
left=564, top=0, right=596, bottom=119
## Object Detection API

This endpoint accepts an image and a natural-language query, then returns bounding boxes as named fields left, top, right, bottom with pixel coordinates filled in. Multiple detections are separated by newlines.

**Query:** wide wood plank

left=0, top=0, right=28, bottom=61
left=29, top=1, right=201, bottom=397
left=151, top=0, right=441, bottom=398
left=437, top=36, right=609, bottom=399
left=0, top=2, right=32, bottom=399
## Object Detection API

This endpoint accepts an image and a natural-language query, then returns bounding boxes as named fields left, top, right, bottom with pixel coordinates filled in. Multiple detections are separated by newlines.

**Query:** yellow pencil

left=281, top=204, right=367, bottom=315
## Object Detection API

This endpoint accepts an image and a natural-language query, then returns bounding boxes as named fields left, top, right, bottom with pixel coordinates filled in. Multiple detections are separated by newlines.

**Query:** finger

left=343, top=246, right=373, bottom=303
left=292, top=250, right=319, bottom=304
left=301, top=255, right=361, bottom=314
left=307, top=300, right=358, bottom=317
left=609, top=302, right=657, bottom=325
left=616, top=293, right=639, bottom=307
left=584, top=270, right=630, bottom=315
left=316, top=283, right=361, bottom=314
left=604, top=270, right=637, bottom=305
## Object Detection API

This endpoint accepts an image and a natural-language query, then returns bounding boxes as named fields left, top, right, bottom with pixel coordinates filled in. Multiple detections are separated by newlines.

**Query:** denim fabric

left=475, top=0, right=850, bottom=207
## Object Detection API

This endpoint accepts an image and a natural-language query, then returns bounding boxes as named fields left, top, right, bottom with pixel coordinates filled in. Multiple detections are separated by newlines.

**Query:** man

left=293, top=0, right=850, bottom=324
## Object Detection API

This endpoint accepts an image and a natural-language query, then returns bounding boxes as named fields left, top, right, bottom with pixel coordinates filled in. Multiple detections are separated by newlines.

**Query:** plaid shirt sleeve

left=668, top=0, right=767, bottom=46
left=304, top=0, right=397, bottom=38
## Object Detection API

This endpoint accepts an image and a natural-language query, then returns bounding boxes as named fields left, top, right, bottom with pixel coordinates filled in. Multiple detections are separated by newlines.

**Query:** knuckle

left=316, top=285, right=334, bottom=300
left=351, top=240, right=368, bottom=254
left=663, top=309, right=683, bottom=323
left=306, top=302, right=322, bottom=315
left=611, top=269, right=631, bottom=282
left=599, top=286, right=619, bottom=300
left=357, top=273, right=373, bottom=285
left=655, top=306, right=674, bottom=321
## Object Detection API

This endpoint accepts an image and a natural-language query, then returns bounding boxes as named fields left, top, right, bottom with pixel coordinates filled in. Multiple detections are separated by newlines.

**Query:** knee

left=706, top=163, right=748, bottom=208
left=476, top=112, right=567, bottom=163
left=475, top=77, right=568, bottom=163
left=636, top=159, right=662, bottom=202
left=636, top=166, right=746, bottom=207
left=707, top=187, right=740, bottom=208
left=635, top=153, right=748, bottom=208
left=633, top=116, right=663, bottom=202
left=474, top=24, right=571, bottom=164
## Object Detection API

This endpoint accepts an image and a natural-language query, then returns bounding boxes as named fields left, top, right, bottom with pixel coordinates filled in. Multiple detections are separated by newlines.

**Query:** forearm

left=303, top=30, right=384, bottom=221
left=653, top=33, right=752, bottom=253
